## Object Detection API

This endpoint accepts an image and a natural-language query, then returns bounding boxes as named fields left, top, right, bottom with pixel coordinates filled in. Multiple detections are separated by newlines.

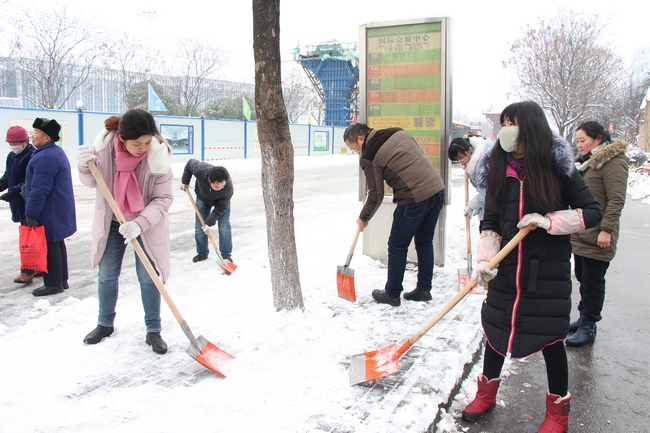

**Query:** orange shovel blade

left=349, top=343, right=402, bottom=385
left=336, top=272, right=356, bottom=302
left=187, top=335, right=235, bottom=377
left=220, top=261, right=237, bottom=275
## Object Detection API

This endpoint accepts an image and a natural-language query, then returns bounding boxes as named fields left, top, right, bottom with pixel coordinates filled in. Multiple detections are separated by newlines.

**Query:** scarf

left=113, top=134, right=147, bottom=219
left=507, top=153, right=526, bottom=180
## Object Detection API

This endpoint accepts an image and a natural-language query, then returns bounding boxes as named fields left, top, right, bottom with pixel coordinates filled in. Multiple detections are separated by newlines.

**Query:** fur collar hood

left=575, top=138, right=628, bottom=172
left=475, top=134, right=575, bottom=190
left=465, top=136, right=488, bottom=177
left=92, top=129, right=173, bottom=175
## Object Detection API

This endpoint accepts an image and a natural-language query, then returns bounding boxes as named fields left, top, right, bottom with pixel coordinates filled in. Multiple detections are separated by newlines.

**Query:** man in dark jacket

left=181, top=159, right=233, bottom=263
left=343, top=123, right=446, bottom=306
left=25, top=118, right=77, bottom=296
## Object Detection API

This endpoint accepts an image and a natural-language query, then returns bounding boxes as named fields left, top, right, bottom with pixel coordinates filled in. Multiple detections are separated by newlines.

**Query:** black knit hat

left=32, top=118, right=61, bottom=142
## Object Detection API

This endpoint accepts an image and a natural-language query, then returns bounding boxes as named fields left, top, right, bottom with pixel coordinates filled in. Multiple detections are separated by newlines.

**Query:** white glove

left=517, top=213, right=550, bottom=231
left=76, top=144, right=96, bottom=167
left=472, top=260, right=497, bottom=286
left=463, top=205, right=474, bottom=217
left=180, top=184, right=189, bottom=191
left=118, top=221, right=142, bottom=243
left=201, top=224, right=210, bottom=233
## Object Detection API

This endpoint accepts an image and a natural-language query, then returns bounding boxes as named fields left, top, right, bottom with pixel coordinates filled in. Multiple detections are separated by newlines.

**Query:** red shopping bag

left=19, top=225, right=48, bottom=273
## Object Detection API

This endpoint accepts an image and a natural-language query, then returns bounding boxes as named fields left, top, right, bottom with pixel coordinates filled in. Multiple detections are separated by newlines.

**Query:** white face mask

left=9, top=144, right=25, bottom=155
left=498, top=126, right=519, bottom=153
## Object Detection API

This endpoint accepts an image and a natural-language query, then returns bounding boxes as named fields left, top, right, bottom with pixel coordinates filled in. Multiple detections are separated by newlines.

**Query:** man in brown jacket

left=344, top=123, right=446, bottom=306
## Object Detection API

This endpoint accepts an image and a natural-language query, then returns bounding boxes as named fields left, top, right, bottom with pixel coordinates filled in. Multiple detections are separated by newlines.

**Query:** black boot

left=566, top=319, right=596, bottom=347
left=32, top=285, right=64, bottom=297
left=568, top=316, right=581, bottom=333
left=83, top=325, right=114, bottom=344
left=372, top=289, right=401, bottom=306
left=146, top=332, right=168, bottom=354
left=403, top=286, right=433, bottom=302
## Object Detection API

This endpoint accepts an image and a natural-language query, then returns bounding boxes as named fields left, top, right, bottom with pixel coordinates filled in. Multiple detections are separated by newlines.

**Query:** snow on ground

left=0, top=154, right=647, bottom=433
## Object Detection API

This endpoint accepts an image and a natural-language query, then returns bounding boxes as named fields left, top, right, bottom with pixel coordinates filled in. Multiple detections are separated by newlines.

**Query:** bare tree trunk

left=252, top=0, right=304, bottom=311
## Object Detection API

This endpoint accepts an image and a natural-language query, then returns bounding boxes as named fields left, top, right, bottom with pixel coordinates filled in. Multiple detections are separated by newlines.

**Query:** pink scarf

left=113, top=134, right=147, bottom=219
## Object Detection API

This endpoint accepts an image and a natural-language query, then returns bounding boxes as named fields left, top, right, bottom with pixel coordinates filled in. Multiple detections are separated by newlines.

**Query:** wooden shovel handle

left=87, top=160, right=189, bottom=330
left=407, top=225, right=535, bottom=346
left=184, top=187, right=224, bottom=261
left=348, top=226, right=361, bottom=256
left=465, top=174, right=471, bottom=254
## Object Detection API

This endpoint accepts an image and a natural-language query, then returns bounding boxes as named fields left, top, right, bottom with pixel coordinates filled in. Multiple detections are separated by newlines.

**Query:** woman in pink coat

left=76, top=109, right=173, bottom=355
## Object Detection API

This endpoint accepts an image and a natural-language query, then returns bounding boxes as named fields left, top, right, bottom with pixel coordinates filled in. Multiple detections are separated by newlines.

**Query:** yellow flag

left=307, top=109, right=313, bottom=125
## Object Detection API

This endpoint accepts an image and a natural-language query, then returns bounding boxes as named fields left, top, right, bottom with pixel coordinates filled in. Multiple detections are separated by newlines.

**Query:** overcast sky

left=3, top=0, right=650, bottom=118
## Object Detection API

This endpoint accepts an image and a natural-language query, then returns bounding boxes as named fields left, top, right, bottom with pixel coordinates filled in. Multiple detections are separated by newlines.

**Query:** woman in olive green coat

left=568, top=121, right=629, bottom=347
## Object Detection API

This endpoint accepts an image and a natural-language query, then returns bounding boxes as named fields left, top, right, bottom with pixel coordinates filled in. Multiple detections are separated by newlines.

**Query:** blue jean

left=97, top=221, right=162, bottom=332
left=194, top=196, right=232, bottom=257
left=384, top=190, right=445, bottom=297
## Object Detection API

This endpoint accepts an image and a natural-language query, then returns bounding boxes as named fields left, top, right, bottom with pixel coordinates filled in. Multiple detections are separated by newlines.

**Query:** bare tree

left=505, top=9, right=621, bottom=138
left=607, top=72, right=650, bottom=144
left=10, top=6, right=104, bottom=109
left=171, top=38, right=225, bottom=117
left=282, top=67, right=316, bottom=123
left=252, top=0, right=304, bottom=311
left=101, top=34, right=165, bottom=110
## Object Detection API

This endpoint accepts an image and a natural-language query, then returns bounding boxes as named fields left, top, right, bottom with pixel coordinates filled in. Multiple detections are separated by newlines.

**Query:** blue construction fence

left=0, top=107, right=352, bottom=172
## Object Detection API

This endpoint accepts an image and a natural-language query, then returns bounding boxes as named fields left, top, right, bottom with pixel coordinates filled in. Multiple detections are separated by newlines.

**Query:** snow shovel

left=184, top=188, right=237, bottom=275
left=458, top=174, right=480, bottom=294
left=336, top=226, right=361, bottom=302
left=349, top=224, right=535, bottom=385
left=88, top=160, right=235, bottom=377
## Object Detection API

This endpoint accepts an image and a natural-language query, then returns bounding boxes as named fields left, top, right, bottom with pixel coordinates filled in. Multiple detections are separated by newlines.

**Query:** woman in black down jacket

left=462, top=101, right=602, bottom=433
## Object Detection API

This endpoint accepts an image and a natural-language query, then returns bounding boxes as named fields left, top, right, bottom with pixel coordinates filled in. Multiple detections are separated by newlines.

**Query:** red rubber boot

left=462, top=375, right=501, bottom=422
left=538, top=392, right=571, bottom=433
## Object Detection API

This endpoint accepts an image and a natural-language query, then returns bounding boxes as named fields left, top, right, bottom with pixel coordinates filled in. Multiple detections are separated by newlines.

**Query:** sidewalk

left=0, top=157, right=484, bottom=433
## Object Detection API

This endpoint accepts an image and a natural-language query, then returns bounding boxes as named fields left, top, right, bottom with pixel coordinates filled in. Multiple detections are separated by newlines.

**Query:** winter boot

left=403, top=286, right=433, bottom=302
left=146, top=332, right=168, bottom=354
left=192, top=254, right=208, bottom=263
left=371, top=289, right=401, bottom=306
left=83, top=325, right=114, bottom=344
left=14, top=272, right=35, bottom=284
left=32, top=285, right=64, bottom=296
left=565, top=319, right=596, bottom=347
left=462, top=375, right=501, bottom=422
left=538, top=392, right=570, bottom=433
left=568, top=316, right=581, bottom=333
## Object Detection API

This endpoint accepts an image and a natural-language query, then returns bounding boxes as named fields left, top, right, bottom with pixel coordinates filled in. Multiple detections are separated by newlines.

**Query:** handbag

left=19, top=225, right=48, bottom=273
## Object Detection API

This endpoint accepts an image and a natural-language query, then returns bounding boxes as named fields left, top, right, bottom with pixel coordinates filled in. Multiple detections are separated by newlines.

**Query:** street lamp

left=76, top=100, right=84, bottom=146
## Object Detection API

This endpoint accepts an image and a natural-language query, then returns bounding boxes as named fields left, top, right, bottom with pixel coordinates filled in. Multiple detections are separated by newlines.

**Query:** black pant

left=44, top=240, right=68, bottom=288
left=483, top=341, right=568, bottom=396
left=574, top=254, right=610, bottom=323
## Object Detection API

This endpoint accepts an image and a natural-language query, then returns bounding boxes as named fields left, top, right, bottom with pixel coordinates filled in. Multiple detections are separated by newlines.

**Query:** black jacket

left=181, top=159, right=233, bottom=224
left=476, top=136, right=602, bottom=358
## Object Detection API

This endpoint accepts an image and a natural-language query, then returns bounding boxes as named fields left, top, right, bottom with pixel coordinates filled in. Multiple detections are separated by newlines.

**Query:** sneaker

left=32, top=285, right=64, bottom=297
left=403, top=287, right=433, bottom=301
left=222, top=255, right=233, bottom=263
left=146, top=332, right=168, bottom=354
left=14, top=272, right=35, bottom=284
left=83, top=325, right=114, bottom=344
left=372, top=289, right=401, bottom=306
left=192, top=254, right=208, bottom=263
